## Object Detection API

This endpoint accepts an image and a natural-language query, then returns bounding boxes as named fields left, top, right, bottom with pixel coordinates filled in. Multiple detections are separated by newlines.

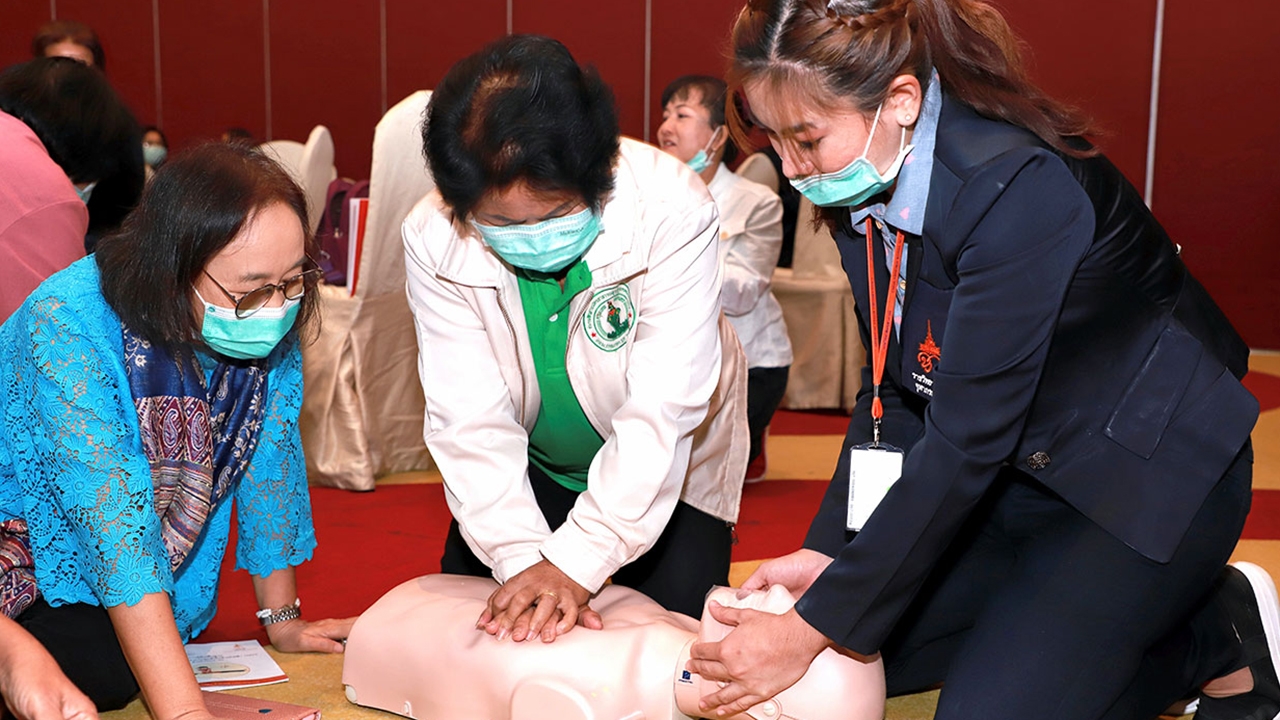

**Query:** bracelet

left=255, top=598, right=301, bottom=626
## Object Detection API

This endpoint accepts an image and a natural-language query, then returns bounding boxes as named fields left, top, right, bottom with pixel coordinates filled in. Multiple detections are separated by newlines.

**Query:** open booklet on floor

left=186, top=640, right=287, bottom=689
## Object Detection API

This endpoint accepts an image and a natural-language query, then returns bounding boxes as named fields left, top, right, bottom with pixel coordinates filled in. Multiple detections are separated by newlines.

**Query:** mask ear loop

left=859, top=103, right=886, bottom=159
left=703, top=125, right=726, bottom=158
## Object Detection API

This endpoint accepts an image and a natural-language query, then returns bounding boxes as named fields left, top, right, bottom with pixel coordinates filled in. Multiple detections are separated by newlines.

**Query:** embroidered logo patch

left=917, top=320, right=941, bottom=373
left=584, top=286, right=635, bottom=352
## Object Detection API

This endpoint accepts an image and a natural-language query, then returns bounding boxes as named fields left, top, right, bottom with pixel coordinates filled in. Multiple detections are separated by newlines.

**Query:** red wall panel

left=57, top=0, right=159, bottom=127
left=998, top=0, right=1156, bottom=190
left=385, top=0, right=507, bottom=109
left=649, top=0, right=742, bottom=141
left=513, top=0, right=648, bottom=140
left=268, top=0, right=381, bottom=179
left=156, top=0, right=266, bottom=153
left=0, top=1, right=52, bottom=71
left=1153, top=0, right=1280, bottom=348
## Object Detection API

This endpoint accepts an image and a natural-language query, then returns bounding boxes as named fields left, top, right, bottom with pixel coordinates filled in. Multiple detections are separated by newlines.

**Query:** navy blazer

left=794, top=94, right=1260, bottom=654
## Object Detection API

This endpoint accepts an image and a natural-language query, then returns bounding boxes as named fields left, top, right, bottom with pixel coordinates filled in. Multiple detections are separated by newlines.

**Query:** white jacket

left=707, top=164, right=793, bottom=369
left=402, top=138, right=749, bottom=593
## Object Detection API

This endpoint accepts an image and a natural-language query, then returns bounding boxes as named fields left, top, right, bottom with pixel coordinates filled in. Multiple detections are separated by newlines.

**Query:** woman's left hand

left=686, top=604, right=831, bottom=716
left=266, top=617, right=356, bottom=654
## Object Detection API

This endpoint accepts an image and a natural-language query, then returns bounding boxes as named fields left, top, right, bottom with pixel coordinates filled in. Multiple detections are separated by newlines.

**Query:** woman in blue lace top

left=0, top=143, right=352, bottom=719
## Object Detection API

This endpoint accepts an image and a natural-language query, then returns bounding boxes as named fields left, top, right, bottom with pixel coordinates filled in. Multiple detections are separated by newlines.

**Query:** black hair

left=31, top=19, right=106, bottom=71
left=223, top=127, right=254, bottom=145
left=142, top=125, right=169, bottom=148
left=95, top=143, right=321, bottom=350
left=0, top=57, right=140, bottom=185
left=424, top=34, right=620, bottom=221
left=662, top=75, right=729, bottom=127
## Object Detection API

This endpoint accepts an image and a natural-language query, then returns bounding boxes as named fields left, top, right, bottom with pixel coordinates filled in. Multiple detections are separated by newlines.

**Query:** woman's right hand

left=741, top=549, right=834, bottom=597
left=0, top=616, right=97, bottom=720
left=0, top=657, right=98, bottom=720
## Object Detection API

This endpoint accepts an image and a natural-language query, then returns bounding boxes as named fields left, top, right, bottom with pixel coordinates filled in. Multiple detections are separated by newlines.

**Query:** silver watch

left=255, top=598, right=301, bottom=626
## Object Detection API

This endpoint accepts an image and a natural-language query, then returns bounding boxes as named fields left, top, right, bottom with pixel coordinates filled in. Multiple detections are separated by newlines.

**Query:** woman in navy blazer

left=686, top=1, right=1268, bottom=719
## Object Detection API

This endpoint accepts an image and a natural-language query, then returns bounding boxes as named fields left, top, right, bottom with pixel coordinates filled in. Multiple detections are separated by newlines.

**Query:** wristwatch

left=255, top=598, right=301, bottom=626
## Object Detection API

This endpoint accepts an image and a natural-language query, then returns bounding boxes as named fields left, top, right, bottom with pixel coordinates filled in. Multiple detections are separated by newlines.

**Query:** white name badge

left=847, top=443, right=903, bottom=531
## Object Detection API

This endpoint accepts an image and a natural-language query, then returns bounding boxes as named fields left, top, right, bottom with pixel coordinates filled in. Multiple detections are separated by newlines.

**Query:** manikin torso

left=342, top=575, right=884, bottom=720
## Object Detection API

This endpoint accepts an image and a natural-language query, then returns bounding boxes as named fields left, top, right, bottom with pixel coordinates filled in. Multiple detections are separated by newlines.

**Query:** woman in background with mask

left=0, top=143, right=352, bottom=720
left=685, top=1, right=1268, bottom=719
left=0, top=57, right=138, bottom=323
left=658, top=75, right=792, bottom=480
left=142, top=126, right=168, bottom=179
left=404, top=34, right=748, bottom=644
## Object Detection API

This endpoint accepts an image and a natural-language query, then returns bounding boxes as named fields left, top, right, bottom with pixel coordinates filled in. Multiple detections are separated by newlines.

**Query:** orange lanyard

left=865, top=217, right=905, bottom=446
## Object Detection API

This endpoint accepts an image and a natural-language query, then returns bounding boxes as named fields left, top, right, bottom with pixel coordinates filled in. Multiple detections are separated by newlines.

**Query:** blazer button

left=1026, top=451, right=1051, bottom=471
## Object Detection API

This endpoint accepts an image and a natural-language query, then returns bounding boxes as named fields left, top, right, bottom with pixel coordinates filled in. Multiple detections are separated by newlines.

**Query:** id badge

left=847, top=443, right=903, bottom=531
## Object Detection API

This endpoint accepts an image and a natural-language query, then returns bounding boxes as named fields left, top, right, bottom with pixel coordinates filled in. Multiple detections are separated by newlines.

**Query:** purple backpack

left=315, top=177, right=370, bottom=285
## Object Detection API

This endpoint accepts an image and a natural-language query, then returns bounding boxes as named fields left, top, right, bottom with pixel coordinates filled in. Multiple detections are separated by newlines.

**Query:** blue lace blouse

left=0, top=258, right=316, bottom=641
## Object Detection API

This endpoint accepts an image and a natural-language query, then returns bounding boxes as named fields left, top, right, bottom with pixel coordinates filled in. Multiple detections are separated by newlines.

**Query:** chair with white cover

left=260, top=126, right=337, bottom=233
left=297, top=125, right=337, bottom=233
left=259, top=138, right=305, bottom=178
left=300, top=92, right=436, bottom=490
left=770, top=197, right=863, bottom=410
left=735, top=151, right=779, bottom=193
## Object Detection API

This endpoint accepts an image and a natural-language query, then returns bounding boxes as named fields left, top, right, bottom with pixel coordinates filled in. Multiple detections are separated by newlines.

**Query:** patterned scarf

left=0, top=520, right=36, bottom=618
left=0, top=327, right=268, bottom=619
left=123, top=328, right=268, bottom=570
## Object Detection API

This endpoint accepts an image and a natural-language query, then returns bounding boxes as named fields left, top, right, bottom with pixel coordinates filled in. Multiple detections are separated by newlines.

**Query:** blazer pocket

left=1104, top=325, right=1202, bottom=459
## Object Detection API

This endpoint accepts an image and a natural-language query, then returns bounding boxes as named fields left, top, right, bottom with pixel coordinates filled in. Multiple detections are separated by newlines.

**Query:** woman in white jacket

left=658, top=75, right=793, bottom=477
left=403, top=35, right=749, bottom=645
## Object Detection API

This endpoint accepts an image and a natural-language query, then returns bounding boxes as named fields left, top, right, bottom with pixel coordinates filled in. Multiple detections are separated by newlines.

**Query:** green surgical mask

left=195, top=289, right=299, bottom=360
left=789, top=104, right=913, bottom=208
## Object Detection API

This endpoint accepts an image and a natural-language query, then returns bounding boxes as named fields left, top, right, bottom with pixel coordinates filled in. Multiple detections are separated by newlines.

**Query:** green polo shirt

left=515, top=260, right=604, bottom=492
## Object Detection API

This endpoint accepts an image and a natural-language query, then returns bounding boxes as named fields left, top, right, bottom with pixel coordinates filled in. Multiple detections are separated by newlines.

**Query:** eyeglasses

left=203, top=261, right=322, bottom=318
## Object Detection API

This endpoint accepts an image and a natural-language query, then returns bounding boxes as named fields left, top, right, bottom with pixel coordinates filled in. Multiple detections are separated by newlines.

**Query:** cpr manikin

left=342, top=575, right=884, bottom=720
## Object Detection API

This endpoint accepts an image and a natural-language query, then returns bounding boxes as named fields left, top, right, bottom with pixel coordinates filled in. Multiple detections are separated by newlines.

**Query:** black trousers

left=441, top=462, right=733, bottom=618
left=746, top=365, right=790, bottom=464
left=880, top=442, right=1254, bottom=720
left=14, top=598, right=139, bottom=711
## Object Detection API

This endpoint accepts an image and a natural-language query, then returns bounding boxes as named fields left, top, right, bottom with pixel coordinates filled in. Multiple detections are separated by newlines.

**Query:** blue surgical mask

left=74, top=181, right=97, bottom=205
left=471, top=207, right=602, bottom=273
left=143, top=144, right=168, bottom=167
left=195, top=288, right=300, bottom=360
left=686, top=150, right=712, bottom=174
left=789, top=104, right=913, bottom=208
left=685, top=127, right=723, bottom=174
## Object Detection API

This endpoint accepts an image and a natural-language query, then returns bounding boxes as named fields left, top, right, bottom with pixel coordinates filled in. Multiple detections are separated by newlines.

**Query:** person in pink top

left=0, top=57, right=138, bottom=324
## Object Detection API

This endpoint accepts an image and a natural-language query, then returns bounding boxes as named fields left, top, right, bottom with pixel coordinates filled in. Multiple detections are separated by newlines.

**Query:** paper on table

left=186, top=640, right=288, bottom=690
